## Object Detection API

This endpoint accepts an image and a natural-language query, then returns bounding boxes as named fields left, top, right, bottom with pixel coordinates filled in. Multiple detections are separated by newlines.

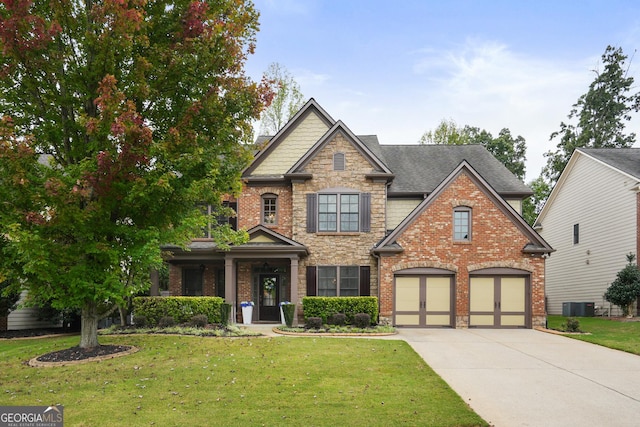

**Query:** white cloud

left=408, top=38, right=597, bottom=180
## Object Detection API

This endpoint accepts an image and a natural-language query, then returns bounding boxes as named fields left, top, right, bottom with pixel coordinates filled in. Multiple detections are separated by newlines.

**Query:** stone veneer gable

left=291, top=132, right=388, bottom=295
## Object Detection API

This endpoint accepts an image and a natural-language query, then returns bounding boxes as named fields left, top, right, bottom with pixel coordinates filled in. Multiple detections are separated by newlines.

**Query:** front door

left=259, top=274, right=279, bottom=321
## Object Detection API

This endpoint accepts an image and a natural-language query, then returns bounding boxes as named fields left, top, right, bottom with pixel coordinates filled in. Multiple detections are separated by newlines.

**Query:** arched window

left=453, top=206, right=471, bottom=241
left=262, top=193, right=278, bottom=225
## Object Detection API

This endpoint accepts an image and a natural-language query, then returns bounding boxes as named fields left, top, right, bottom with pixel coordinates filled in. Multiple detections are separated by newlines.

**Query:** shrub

left=563, top=317, right=581, bottom=332
left=220, top=303, right=232, bottom=326
left=353, top=313, right=371, bottom=329
left=282, top=303, right=296, bottom=327
left=604, top=253, right=640, bottom=316
left=158, top=316, right=175, bottom=328
left=132, top=315, right=147, bottom=328
left=133, top=296, right=223, bottom=326
left=305, top=317, right=323, bottom=329
left=302, top=297, right=378, bottom=324
left=329, top=313, right=347, bottom=326
left=190, top=314, right=208, bottom=328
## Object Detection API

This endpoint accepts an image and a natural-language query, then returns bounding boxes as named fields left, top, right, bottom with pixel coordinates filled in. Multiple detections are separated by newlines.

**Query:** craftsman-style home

left=160, top=99, right=553, bottom=328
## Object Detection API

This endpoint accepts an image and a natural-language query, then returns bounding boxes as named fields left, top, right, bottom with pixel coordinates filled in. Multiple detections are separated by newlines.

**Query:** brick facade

left=238, top=185, right=294, bottom=238
left=168, top=263, right=220, bottom=297
left=378, top=172, right=546, bottom=328
left=164, top=100, right=550, bottom=328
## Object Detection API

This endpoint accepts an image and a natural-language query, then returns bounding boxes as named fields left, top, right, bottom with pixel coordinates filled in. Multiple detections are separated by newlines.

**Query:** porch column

left=225, top=255, right=236, bottom=323
left=290, top=256, right=299, bottom=325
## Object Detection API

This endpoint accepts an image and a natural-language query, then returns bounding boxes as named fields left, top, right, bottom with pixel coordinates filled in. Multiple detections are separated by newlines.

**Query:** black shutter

left=360, top=193, right=371, bottom=232
left=306, top=266, right=317, bottom=296
left=307, top=193, right=317, bottom=233
left=359, top=266, right=370, bottom=296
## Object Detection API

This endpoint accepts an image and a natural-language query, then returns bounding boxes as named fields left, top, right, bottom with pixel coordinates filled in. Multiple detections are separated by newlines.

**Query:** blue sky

left=245, top=0, right=640, bottom=181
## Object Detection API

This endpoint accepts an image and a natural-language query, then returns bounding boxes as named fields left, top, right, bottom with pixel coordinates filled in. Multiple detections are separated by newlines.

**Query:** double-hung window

left=453, top=207, right=471, bottom=241
left=262, top=194, right=277, bottom=225
left=307, top=192, right=370, bottom=233
left=318, top=193, right=359, bottom=232
left=317, top=266, right=360, bottom=296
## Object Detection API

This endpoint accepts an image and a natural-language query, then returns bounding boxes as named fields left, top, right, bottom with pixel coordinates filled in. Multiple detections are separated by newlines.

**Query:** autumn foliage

left=0, top=0, right=271, bottom=347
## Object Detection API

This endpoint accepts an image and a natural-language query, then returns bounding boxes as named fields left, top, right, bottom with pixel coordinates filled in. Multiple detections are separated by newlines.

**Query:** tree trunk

left=79, top=301, right=100, bottom=349
left=119, top=305, right=127, bottom=327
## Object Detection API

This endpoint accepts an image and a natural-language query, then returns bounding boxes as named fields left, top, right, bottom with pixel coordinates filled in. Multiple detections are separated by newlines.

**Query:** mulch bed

left=36, top=344, right=132, bottom=363
left=0, top=328, right=73, bottom=339
left=2, top=328, right=135, bottom=365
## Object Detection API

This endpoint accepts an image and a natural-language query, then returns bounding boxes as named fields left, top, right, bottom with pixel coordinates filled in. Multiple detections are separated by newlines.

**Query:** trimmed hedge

left=133, top=296, right=224, bottom=327
left=302, top=297, right=378, bottom=325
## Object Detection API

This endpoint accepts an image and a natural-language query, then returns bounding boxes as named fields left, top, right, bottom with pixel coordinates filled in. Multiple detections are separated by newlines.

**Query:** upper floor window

left=453, top=207, right=471, bottom=241
left=318, top=193, right=359, bottom=232
left=262, top=194, right=277, bottom=225
left=573, top=223, right=579, bottom=245
left=307, top=192, right=370, bottom=233
left=333, top=152, right=345, bottom=171
left=200, top=202, right=237, bottom=238
left=217, top=201, right=238, bottom=231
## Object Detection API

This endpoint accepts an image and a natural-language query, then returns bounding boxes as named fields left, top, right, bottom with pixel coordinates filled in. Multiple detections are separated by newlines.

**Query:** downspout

left=372, top=250, right=382, bottom=322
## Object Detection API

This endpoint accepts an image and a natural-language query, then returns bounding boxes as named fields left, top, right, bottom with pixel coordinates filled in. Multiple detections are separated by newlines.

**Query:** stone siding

left=291, top=132, right=387, bottom=298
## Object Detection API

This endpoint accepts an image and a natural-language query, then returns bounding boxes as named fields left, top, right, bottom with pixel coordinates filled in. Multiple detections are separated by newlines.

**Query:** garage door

left=469, top=276, right=529, bottom=328
left=394, top=275, right=454, bottom=327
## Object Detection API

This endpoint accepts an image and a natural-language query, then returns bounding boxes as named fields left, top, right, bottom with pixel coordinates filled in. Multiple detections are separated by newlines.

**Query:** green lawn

left=547, top=315, right=640, bottom=355
left=0, top=334, right=487, bottom=427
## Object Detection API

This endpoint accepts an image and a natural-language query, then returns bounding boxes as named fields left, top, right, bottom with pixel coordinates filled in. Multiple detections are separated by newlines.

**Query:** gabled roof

left=235, top=225, right=308, bottom=256
left=373, top=160, right=553, bottom=255
left=535, top=148, right=640, bottom=227
left=577, top=148, right=640, bottom=180
left=243, top=98, right=335, bottom=177
left=377, top=144, right=531, bottom=196
left=286, top=120, right=393, bottom=178
left=245, top=99, right=529, bottom=197
left=161, top=226, right=309, bottom=260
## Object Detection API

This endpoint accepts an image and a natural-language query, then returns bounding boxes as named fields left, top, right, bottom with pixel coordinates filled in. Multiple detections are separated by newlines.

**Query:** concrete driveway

left=398, top=328, right=640, bottom=427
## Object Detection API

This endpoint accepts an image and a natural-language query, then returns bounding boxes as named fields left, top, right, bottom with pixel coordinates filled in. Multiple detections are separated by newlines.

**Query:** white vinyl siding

left=253, top=111, right=330, bottom=175
left=540, top=153, right=638, bottom=315
left=7, top=291, right=61, bottom=330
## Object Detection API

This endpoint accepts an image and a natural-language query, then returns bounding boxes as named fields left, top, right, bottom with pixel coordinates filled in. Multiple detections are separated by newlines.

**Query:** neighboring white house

left=7, top=291, right=61, bottom=330
left=534, top=148, right=640, bottom=316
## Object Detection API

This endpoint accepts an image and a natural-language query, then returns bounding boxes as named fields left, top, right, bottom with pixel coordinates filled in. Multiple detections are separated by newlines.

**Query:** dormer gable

left=285, top=120, right=393, bottom=182
left=243, top=98, right=335, bottom=178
